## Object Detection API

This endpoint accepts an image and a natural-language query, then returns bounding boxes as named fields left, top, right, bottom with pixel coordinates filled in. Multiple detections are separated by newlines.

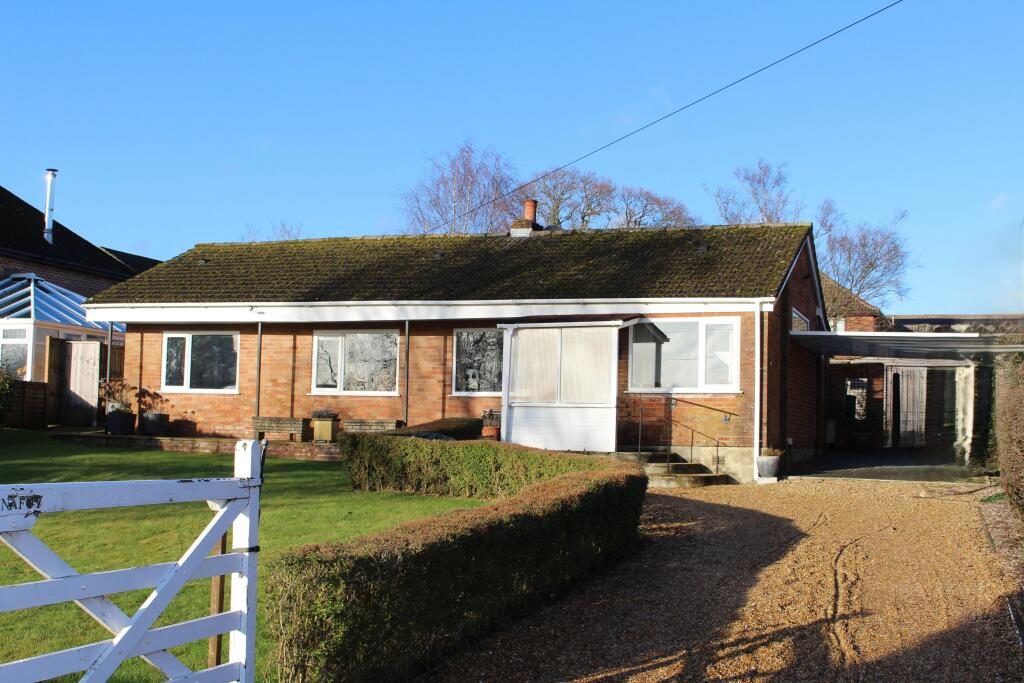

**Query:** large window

left=509, top=326, right=615, bottom=406
left=628, top=318, right=739, bottom=393
left=312, top=330, right=399, bottom=395
left=452, top=329, right=503, bottom=395
left=162, top=332, right=239, bottom=393
left=0, top=327, right=29, bottom=380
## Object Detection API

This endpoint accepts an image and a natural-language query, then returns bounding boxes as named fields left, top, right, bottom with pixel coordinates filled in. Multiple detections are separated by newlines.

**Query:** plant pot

left=481, top=425, right=500, bottom=440
left=141, top=412, right=169, bottom=436
left=313, top=418, right=339, bottom=442
left=757, top=455, right=781, bottom=479
left=107, top=411, right=136, bottom=436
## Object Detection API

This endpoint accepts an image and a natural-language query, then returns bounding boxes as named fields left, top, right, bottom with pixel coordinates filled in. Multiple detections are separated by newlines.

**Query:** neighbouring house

left=0, top=175, right=160, bottom=297
left=1, top=172, right=160, bottom=424
left=809, top=277, right=1022, bottom=460
left=84, top=203, right=829, bottom=482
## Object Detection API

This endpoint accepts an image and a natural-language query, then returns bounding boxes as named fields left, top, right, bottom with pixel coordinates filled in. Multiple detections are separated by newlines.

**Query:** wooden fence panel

left=2, top=381, right=48, bottom=429
left=44, top=337, right=66, bottom=425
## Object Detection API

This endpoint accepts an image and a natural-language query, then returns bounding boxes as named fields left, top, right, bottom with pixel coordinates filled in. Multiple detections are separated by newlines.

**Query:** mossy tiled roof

left=87, top=224, right=811, bottom=304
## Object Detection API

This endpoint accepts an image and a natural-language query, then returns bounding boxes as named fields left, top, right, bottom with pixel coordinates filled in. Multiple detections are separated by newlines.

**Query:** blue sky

left=2, top=1, right=1021, bottom=314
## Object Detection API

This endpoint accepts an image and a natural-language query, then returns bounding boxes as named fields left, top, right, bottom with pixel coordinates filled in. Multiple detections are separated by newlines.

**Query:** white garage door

left=502, top=323, right=619, bottom=452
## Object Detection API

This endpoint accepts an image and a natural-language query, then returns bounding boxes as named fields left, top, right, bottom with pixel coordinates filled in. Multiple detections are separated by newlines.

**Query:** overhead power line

left=429, top=0, right=907, bottom=233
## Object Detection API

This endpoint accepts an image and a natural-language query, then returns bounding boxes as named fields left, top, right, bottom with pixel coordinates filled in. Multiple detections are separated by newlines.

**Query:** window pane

left=560, top=327, right=613, bottom=404
left=656, top=322, right=698, bottom=388
left=164, top=337, right=186, bottom=386
left=343, top=333, right=397, bottom=391
left=705, top=324, right=733, bottom=385
left=2, top=328, right=27, bottom=339
left=510, top=328, right=559, bottom=403
left=315, top=337, right=341, bottom=388
left=454, top=330, right=503, bottom=393
left=630, top=323, right=666, bottom=388
left=189, top=335, right=237, bottom=390
left=792, top=311, right=809, bottom=332
left=0, top=343, right=28, bottom=379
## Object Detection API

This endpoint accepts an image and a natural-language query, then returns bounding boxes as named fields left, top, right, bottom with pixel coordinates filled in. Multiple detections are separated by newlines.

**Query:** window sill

left=449, top=392, right=502, bottom=398
left=509, top=402, right=616, bottom=408
left=626, top=388, right=743, bottom=396
left=308, top=390, right=401, bottom=397
left=160, top=387, right=240, bottom=395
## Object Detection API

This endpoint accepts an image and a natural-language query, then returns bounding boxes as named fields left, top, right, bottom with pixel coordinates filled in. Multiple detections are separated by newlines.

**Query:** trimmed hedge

left=342, top=432, right=599, bottom=498
left=266, top=436, right=646, bottom=682
left=995, top=353, right=1024, bottom=515
left=383, top=416, right=483, bottom=440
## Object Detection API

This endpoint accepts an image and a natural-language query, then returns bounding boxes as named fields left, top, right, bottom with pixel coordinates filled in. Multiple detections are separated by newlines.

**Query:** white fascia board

left=792, top=331, right=981, bottom=339
left=85, top=298, right=776, bottom=324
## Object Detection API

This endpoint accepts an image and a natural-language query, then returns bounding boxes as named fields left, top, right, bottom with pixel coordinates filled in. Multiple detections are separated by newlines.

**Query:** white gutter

left=752, top=300, right=763, bottom=482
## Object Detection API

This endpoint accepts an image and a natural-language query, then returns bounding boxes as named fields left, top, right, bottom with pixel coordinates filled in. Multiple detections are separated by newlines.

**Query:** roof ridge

left=194, top=222, right=814, bottom=248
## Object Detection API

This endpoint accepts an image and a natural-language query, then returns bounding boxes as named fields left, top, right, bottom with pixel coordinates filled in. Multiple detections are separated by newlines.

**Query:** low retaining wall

left=53, top=432, right=341, bottom=460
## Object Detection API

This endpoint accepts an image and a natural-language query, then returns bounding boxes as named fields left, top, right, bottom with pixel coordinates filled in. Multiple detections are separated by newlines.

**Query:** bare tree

left=240, top=222, right=303, bottom=242
left=613, top=186, right=696, bottom=229
left=523, top=168, right=616, bottom=230
left=710, top=159, right=803, bottom=223
left=403, top=139, right=521, bottom=234
left=712, top=160, right=909, bottom=314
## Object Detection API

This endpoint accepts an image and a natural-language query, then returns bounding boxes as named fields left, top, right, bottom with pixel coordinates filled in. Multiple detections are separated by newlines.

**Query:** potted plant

left=101, top=380, right=138, bottom=435
left=137, top=388, right=171, bottom=437
left=311, top=408, right=339, bottom=442
left=757, top=447, right=785, bottom=479
left=481, top=409, right=500, bottom=440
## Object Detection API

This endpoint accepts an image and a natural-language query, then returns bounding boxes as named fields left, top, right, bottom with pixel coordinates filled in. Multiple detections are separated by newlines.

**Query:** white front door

left=502, top=323, right=619, bottom=452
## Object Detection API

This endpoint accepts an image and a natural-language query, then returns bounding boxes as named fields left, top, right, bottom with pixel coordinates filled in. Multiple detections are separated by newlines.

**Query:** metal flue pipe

left=43, top=169, right=58, bottom=245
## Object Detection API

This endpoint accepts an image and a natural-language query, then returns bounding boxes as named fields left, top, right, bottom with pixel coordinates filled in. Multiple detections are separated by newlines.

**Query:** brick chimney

left=510, top=199, right=543, bottom=237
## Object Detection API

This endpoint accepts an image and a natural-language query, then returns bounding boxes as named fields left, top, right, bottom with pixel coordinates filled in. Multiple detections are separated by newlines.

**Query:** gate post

left=228, top=439, right=263, bottom=683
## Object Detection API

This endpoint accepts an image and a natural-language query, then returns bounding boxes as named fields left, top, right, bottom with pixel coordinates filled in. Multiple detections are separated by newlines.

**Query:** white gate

left=0, top=440, right=263, bottom=683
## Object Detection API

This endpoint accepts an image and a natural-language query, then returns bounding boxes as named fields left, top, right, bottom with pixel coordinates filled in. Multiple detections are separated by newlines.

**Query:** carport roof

left=791, top=330, right=1024, bottom=360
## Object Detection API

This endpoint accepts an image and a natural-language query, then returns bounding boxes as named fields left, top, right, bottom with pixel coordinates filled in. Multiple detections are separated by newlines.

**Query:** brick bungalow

left=84, top=207, right=828, bottom=482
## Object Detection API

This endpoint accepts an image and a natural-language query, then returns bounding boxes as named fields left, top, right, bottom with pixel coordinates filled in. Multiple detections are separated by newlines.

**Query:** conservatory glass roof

left=0, top=273, right=124, bottom=332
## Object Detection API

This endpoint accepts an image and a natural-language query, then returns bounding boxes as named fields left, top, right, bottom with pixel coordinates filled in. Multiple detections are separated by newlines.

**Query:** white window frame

left=0, top=324, right=32, bottom=382
left=508, top=325, right=618, bottom=408
left=310, top=329, right=401, bottom=396
left=451, top=327, right=503, bottom=397
left=161, top=331, right=240, bottom=394
left=627, top=316, right=741, bottom=394
left=792, top=307, right=810, bottom=332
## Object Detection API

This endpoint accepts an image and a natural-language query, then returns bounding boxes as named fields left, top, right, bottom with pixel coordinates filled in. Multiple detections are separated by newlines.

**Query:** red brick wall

left=124, top=321, right=502, bottom=437
left=615, top=311, right=757, bottom=451
left=843, top=313, right=878, bottom=332
left=0, top=254, right=121, bottom=297
left=777, top=246, right=824, bottom=451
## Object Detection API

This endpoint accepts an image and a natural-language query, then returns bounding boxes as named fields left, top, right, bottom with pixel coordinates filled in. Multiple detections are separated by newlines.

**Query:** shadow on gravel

left=429, top=492, right=807, bottom=682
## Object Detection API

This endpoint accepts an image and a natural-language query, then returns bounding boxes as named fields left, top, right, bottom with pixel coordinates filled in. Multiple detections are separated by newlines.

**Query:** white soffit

left=791, top=330, right=1024, bottom=360
left=84, top=298, right=776, bottom=324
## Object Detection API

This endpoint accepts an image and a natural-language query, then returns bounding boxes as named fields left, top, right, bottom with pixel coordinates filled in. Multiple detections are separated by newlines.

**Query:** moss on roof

left=87, top=224, right=811, bottom=305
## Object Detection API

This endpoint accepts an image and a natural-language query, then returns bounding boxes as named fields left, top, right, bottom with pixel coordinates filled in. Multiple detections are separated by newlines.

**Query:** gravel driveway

left=431, top=479, right=1022, bottom=682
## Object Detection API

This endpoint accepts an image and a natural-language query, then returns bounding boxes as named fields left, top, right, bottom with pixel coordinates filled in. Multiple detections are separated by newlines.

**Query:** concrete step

left=647, top=473, right=732, bottom=488
left=609, top=452, right=685, bottom=465
left=642, top=462, right=711, bottom=475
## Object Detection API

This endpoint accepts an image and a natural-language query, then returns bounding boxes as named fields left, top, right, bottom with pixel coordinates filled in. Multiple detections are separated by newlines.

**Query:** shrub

left=995, top=353, right=1024, bottom=515
left=385, top=416, right=482, bottom=440
left=341, top=432, right=599, bottom=498
left=266, top=459, right=646, bottom=682
left=0, top=367, right=14, bottom=419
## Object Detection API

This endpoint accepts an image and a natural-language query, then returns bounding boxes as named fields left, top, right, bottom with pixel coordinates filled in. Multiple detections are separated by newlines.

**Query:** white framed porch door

left=501, top=323, right=619, bottom=452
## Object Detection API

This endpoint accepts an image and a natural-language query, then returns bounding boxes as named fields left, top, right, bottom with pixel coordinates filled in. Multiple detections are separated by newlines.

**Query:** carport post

left=752, top=301, right=763, bottom=482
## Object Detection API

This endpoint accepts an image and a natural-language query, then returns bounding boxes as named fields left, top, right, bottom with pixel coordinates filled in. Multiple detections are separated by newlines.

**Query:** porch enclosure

left=501, top=322, right=619, bottom=452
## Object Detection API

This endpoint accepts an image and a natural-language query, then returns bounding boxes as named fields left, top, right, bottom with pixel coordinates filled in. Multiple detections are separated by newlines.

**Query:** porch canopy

left=791, top=330, right=1024, bottom=360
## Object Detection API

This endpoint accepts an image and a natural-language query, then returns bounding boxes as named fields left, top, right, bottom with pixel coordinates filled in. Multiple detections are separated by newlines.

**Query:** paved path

left=432, top=480, right=1021, bottom=682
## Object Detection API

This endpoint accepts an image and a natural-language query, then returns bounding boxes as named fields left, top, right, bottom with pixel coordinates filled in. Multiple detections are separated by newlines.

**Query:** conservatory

left=0, top=273, right=123, bottom=382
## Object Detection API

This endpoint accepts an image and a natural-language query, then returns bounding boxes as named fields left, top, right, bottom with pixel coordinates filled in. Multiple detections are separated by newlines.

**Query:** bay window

left=162, top=332, right=239, bottom=393
left=452, top=328, right=503, bottom=395
left=628, top=318, right=739, bottom=393
left=312, top=330, right=399, bottom=395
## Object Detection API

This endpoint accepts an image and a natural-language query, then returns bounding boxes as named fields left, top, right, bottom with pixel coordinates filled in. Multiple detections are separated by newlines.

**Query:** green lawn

left=0, top=429, right=485, bottom=681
